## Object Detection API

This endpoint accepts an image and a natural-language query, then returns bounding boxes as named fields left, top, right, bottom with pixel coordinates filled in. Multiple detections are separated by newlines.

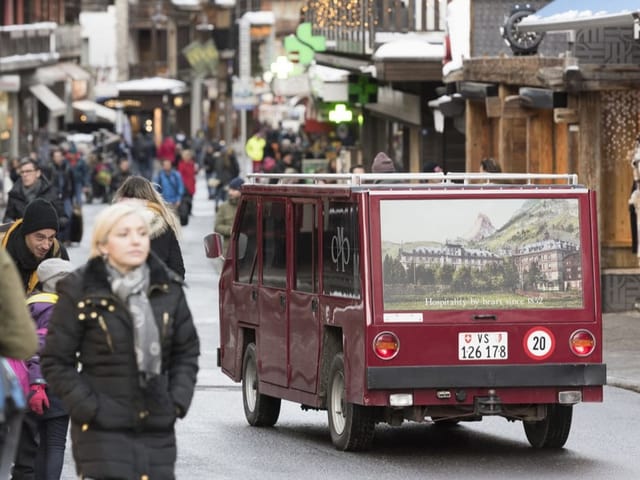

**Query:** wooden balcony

left=305, top=0, right=446, bottom=56
left=0, top=22, right=58, bottom=73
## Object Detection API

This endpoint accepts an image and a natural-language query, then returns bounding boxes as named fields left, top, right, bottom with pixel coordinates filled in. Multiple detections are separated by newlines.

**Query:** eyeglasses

left=20, top=169, right=37, bottom=175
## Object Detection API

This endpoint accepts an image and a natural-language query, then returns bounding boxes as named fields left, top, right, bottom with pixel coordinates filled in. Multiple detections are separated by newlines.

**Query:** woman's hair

left=112, top=175, right=181, bottom=236
left=89, top=203, right=149, bottom=258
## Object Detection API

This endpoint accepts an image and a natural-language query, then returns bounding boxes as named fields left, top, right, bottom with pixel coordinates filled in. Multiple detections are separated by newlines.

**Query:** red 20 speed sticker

left=523, top=327, right=555, bottom=360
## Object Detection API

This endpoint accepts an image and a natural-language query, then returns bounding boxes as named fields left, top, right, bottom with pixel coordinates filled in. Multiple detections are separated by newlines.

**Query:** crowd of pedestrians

left=0, top=127, right=221, bottom=479
left=0, top=123, right=357, bottom=478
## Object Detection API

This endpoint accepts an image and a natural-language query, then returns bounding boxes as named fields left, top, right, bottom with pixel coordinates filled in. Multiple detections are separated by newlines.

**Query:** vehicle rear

left=350, top=175, right=605, bottom=449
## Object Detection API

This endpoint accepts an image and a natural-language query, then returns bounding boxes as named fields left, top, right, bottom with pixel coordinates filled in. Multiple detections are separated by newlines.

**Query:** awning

left=72, top=100, right=117, bottom=123
left=519, top=0, right=640, bottom=32
left=116, top=77, right=188, bottom=95
left=29, top=84, right=66, bottom=116
left=35, top=62, right=91, bottom=85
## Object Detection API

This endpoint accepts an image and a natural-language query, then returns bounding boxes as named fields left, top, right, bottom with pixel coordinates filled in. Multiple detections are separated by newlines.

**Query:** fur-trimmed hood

left=118, top=198, right=170, bottom=240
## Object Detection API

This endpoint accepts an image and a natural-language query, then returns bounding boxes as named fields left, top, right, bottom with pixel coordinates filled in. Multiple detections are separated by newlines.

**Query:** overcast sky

left=379, top=198, right=530, bottom=244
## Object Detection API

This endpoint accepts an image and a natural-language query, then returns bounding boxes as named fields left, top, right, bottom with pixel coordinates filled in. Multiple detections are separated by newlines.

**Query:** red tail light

left=569, top=329, right=596, bottom=357
left=373, top=332, right=400, bottom=360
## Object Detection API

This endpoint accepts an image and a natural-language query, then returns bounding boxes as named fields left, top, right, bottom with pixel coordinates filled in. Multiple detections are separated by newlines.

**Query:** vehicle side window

left=323, top=201, right=360, bottom=298
left=236, top=199, right=258, bottom=284
left=294, top=202, right=317, bottom=293
left=262, top=200, right=287, bottom=289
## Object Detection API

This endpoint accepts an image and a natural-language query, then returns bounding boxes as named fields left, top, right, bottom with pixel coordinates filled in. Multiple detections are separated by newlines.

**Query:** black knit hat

left=22, top=198, right=59, bottom=234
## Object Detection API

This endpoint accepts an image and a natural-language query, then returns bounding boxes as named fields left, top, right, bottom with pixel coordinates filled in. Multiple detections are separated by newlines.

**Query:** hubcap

left=330, top=371, right=346, bottom=435
left=245, top=360, right=257, bottom=411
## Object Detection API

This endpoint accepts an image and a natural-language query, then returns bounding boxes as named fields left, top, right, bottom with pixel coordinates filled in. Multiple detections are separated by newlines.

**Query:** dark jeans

left=11, top=413, right=69, bottom=480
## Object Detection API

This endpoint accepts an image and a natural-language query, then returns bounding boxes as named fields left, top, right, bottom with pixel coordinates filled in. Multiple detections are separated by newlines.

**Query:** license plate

left=458, top=332, right=508, bottom=360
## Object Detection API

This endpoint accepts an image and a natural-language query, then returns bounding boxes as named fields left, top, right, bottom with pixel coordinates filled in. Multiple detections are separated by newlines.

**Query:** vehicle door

left=289, top=200, right=321, bottom=393
left=222, top=198, right=259, bottom=376
left=258, top=199, right=289, bottom=387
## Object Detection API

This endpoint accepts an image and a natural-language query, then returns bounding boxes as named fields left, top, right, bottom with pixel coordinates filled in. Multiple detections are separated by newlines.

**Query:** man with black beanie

left=1, top=198, right=69, bottom=294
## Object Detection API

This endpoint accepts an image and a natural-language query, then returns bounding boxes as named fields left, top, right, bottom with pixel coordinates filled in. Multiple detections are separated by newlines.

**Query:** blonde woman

left=41, top=203, right=199, bottom=480
left=112, top=175, right=185, bottom=278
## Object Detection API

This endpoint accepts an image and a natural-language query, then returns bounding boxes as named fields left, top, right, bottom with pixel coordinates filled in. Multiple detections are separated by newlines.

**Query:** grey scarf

left=106, top=262, right=162, bottom=385
left=22, top=179, right=41, bottom=204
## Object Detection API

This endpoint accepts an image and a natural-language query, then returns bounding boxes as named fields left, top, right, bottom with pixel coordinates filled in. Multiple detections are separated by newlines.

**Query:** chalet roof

left=519, top=0, right=640, bottom=32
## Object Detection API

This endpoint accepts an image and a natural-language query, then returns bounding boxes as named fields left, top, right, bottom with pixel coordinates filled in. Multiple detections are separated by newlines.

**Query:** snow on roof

left=241, top=11, right=275, bottom=25
left=170, top=0, right=201, bottom=9
left=373, top=40, right=443, bottom=61
left=519, top=0, right=639, bottom=30
left=116, top=77, right=188, bottom=94
left=309, top=64, right=350, bottom=83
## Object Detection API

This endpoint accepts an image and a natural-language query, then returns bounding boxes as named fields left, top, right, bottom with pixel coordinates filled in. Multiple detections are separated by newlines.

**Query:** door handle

left=279, top=294, right=286, bottom=308
left=251, top=290, right=257, bottom=301
left=311, top=298, right=318, bottom=312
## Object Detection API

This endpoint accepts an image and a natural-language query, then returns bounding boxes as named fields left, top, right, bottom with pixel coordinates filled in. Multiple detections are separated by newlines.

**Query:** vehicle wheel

left=242, top=343, right=281, bottom=427
left=523, top=404, right=572, bottom=448
left=327, top=353, right=375, bottom=451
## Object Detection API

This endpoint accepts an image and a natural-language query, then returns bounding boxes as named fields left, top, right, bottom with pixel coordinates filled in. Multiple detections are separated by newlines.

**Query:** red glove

left=28, top=384, right=50, bottom=415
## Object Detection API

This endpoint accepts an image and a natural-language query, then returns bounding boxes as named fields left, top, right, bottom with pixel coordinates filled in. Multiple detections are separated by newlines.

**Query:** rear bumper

left=367, top=363, right=607, bottom=389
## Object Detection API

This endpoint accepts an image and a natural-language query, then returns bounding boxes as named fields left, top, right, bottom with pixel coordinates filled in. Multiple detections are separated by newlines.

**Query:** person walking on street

left=177, top=149, right=197, bottom=217
left=213, top=146, right=240, bottom=210
left=41, top=203, right=200, bottom=480
left=214, top=177, right=244, bottom=252
left=154, top=159, right=185, bottom=211
left=2, top=159, right=66, bottom=228
left=48, top=150, right=75, bottom=244
left=0, top=249, right=38, bottom=480
left=0, top=248, right=38, bottom=359
left=110, top=157, right=134, bottom=195
left=113, top=176, right=185, bottom=279
left=11, top=259, right=74, bottom=480
left=2, top=198, right=70, bottom=294
left=157, top=135, right=176, bottom=165
left=132, top=132, right=156, bottom=181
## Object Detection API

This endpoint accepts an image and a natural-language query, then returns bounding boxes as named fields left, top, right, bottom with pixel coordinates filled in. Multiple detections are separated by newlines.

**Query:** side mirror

left=203, top=233, right=224, bottom=259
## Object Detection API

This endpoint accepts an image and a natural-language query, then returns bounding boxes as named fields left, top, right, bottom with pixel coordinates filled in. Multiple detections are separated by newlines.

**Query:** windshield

left=379, top=197, right=583, bottom=310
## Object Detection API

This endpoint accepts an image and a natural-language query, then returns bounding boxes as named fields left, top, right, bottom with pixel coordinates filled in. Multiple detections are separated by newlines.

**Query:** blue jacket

left=154, top=169, right=185, bottom=204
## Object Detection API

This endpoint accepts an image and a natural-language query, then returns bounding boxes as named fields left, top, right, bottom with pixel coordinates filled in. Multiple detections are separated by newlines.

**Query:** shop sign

left=0, top=75, right=20, bottom=92
left=232, top=77, right=258, bottom=110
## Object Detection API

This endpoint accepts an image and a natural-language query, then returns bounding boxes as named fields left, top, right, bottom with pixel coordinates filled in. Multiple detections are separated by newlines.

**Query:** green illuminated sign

left=284, top=22, right=326, bottom=66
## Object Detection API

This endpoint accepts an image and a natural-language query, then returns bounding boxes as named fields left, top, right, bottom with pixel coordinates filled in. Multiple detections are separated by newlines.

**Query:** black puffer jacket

left=2, top=176, right=67, bottom=225
left=41, top=255, right=199, bottom=480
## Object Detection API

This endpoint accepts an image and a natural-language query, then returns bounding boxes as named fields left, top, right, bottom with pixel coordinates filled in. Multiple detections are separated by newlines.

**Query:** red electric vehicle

left=204, top=171, right=606, bottom=451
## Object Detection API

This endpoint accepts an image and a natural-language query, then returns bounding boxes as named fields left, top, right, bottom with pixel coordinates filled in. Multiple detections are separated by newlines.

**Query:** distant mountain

left=476, top=198, right=580, bottom=251
left=465, top=213, right=496, bottom=241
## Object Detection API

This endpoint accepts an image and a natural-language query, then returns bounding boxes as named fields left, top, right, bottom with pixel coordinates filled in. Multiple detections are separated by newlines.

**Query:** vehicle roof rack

left=246, top=172, right=580, bottom=188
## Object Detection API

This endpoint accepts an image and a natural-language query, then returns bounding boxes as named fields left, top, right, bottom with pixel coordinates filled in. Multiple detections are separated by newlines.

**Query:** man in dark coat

left=2, top=159, right=67, bottom=227
left=2, top=198, right=70, bottom=294
left=41, top=252, right=199, bottom=479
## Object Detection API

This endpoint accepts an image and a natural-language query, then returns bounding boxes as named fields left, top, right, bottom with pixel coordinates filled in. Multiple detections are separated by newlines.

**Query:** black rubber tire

left=327, top=353, right=375, bottom=451
left=242, top=343, right=281, bottom=427
left=523, top=404, right=573, bottom=448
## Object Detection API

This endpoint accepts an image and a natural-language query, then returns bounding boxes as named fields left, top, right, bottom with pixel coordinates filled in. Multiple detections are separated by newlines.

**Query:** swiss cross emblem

left=464, top=334, right=472, bottom=343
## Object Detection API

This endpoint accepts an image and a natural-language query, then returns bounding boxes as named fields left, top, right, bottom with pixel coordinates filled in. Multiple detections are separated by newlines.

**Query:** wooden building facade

left=451, top=22, right=640, bottom=311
